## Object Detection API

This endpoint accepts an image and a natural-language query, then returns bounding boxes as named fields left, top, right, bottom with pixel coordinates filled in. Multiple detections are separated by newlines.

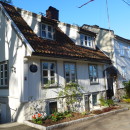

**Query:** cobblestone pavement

left=0, top=122, right=38, bottom=130
left=54, top=110, right=130, bottom=130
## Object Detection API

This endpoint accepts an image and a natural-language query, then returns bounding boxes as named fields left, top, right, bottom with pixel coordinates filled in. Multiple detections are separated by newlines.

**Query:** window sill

left=90, top=83, right=99, bottom=85
left=41, top=85, right=59, bottom=89
left=0, top=87, right=9, bottom=89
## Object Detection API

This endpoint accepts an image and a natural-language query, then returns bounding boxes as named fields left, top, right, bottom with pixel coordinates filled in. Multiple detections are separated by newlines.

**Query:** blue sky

left=12, top=0, right=130, bottom=39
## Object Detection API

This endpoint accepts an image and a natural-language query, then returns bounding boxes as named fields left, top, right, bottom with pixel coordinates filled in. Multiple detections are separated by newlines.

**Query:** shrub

left=49, top=112, right=64, bottom=122
left=99, top=97, right=114, bottom=107
left=123, top=81, right=130, bottom=98
left=65, top=113, right=73, bottom=118
left=58, top=83, right=83, bottom=111
left=32, top=113, right=44, bottom=124
left=81, top=111, right=88, bottom=116
left=122, top=99, right=130, bottom=103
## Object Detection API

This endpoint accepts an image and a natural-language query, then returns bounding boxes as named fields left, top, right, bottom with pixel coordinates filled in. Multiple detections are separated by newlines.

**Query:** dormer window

left=41, top=23, right=54, bottom=39
left=80, top=34, right=94, bottom=48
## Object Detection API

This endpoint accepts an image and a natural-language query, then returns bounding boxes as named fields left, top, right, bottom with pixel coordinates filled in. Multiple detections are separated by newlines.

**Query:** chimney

left=46, top=6, right=59, bottom=20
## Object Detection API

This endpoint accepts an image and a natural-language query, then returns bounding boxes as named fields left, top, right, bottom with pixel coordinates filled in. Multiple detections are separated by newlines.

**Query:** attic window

left=80, top=34, right=94, bottom=48
left=41, top=23, right=54, bottom=40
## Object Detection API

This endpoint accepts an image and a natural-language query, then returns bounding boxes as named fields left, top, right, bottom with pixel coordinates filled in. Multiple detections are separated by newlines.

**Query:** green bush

left=123, top=81, right=130, bottom=98
left=65, top=113, right=73, bottom=118
left=50, top=112, right=64, bottom=122
left=99, top=97, right=114, bottom=107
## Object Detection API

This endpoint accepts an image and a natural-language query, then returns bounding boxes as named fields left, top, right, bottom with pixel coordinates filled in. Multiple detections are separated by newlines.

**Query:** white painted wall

left=114, top=39, right=130, bottom=88
left=0, top=5, right=28, bottom=122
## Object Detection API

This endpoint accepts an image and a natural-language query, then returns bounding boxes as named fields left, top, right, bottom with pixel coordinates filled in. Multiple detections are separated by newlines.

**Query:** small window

left=49, top=102, right=57, bottom=114
left=89, top=65, right=98, bottom=84
left=128, top=46, right=130, bottom=58
left=120, top=44, right=125, bottom=56
left=64, top=63, right=76, bottom=83
left=80, top=34, right=94, bottom=48
left=0, top=62, right=8, bottom=87
left=92, top=94, right=97, bottom=106
left=42, top=61, right=56, bottom=86
left=41, top=23, right=54, bottom=39
left=121, top=66, right=126, bottom=77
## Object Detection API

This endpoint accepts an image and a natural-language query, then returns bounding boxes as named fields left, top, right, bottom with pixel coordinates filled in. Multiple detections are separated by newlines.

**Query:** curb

left=24, top=108, right=129, bottom=130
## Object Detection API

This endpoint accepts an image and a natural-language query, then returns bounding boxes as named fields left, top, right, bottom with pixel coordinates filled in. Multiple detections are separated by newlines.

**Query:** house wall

left=114, top=39, right=130, bottom=88
left=58, top=23, right=80, bottom=45
left=16, top=8, right=41, bottom=36
left=0, top=6, right=28, bottom=123
left=23, top=56, right=107, bottom=119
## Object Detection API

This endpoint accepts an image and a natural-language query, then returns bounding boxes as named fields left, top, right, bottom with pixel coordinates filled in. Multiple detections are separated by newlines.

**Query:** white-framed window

left=0, top=62, right=8, bottom=87
left=64, top=63, right=76, bottom=83
left=89, top=65, right=98, bottom=84
left=119, top=44, right=125, bottom=56
left=41, top=23, right=54, bottom=39
left=127, top=46, right=130, bottom=58
left=80, top=34, right=94, bottom=48
left=121, top=66, right=126, bottom=77
left=92, top=93, right=98, bottom=106
left=42, top=61, right=57, bottom=86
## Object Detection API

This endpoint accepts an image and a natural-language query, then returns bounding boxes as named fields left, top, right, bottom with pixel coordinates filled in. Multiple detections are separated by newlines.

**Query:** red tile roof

left=0, top=2, right=111, bottom=63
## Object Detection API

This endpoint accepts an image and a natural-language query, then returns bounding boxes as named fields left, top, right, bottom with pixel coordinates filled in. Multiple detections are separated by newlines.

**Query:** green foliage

left=123, top=81, right=130, bottom=98
left=81, top=111, right=88, bottom=115
left=122, top=99, right=130, bottom=103
left=58, top=83, right=83, bottom=111
left=32, top=113, right=43, bottom=124
left=65, top=113, right=73, bottom=118
left=99, top=97, right=114, bottom=107
left=49, top=112, right=64, bottom=122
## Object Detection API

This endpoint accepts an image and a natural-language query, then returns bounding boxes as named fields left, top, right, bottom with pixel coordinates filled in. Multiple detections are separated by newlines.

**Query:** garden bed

left=30, top=106, right=120, bottom=127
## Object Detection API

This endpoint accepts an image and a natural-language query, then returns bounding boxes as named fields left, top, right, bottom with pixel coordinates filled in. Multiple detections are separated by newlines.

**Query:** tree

left=0, top=0, right=12, bottom=4
left=58, top=83, right=83, bottom=111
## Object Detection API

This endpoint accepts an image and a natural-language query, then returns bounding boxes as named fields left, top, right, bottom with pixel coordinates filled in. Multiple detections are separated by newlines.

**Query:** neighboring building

left=0, top=2, right=111, bottom=123
left=82, top=24, right=130, bottom=98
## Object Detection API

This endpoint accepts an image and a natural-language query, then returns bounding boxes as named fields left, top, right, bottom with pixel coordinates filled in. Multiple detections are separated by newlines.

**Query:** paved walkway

left=0, top=122, right=38, bottom=130
left=55, top=110, right=130, bottom=130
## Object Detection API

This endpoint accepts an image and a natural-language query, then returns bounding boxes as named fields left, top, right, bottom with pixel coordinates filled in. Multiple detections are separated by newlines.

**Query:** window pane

left=1, top=79, right=3, bottom=85
left=85, top=41, right=87, bottom=46
left=43, top=78, right=48, bottom=84
left=48, top=32, right=52, bottom=39
left=50, top=63, right=55, bottom=70
left=1, top=72, right=3, bottom=78
left=48, top=26, right=52, bottom=31
left=70, top=64, right=75, bottom=71
left=72, top=77, right=75, bottom=82
left=5, top=71, right=7, bottom=78
left=66, top=78, right=70, bottom=83
left=85, top=36, right=87, bottom=40
left=1, top=65, right=3, bottom=71
left=43, top=70, right=48, bottom=76
left=71, top=70, right=75, bottom=77
left=51, top=71, right=55, bottom=76
left=66, top=71, right=70, bottom=77
left=42, top=31, right=46, bottom=37
left=65, top=64, right=69, bottom=72
left=43, top=63, right=48, bottom=69
left=5, top=78, right=7, bottom=85
left=51, top=78, right=55, bottom=84
left=42, top=24, right=46, bottom=30
left=4, top=64, right=7, bottom=70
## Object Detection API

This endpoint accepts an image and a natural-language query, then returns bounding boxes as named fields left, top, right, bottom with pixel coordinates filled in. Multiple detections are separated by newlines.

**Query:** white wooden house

left=0, top=2, right=111, bottom=123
